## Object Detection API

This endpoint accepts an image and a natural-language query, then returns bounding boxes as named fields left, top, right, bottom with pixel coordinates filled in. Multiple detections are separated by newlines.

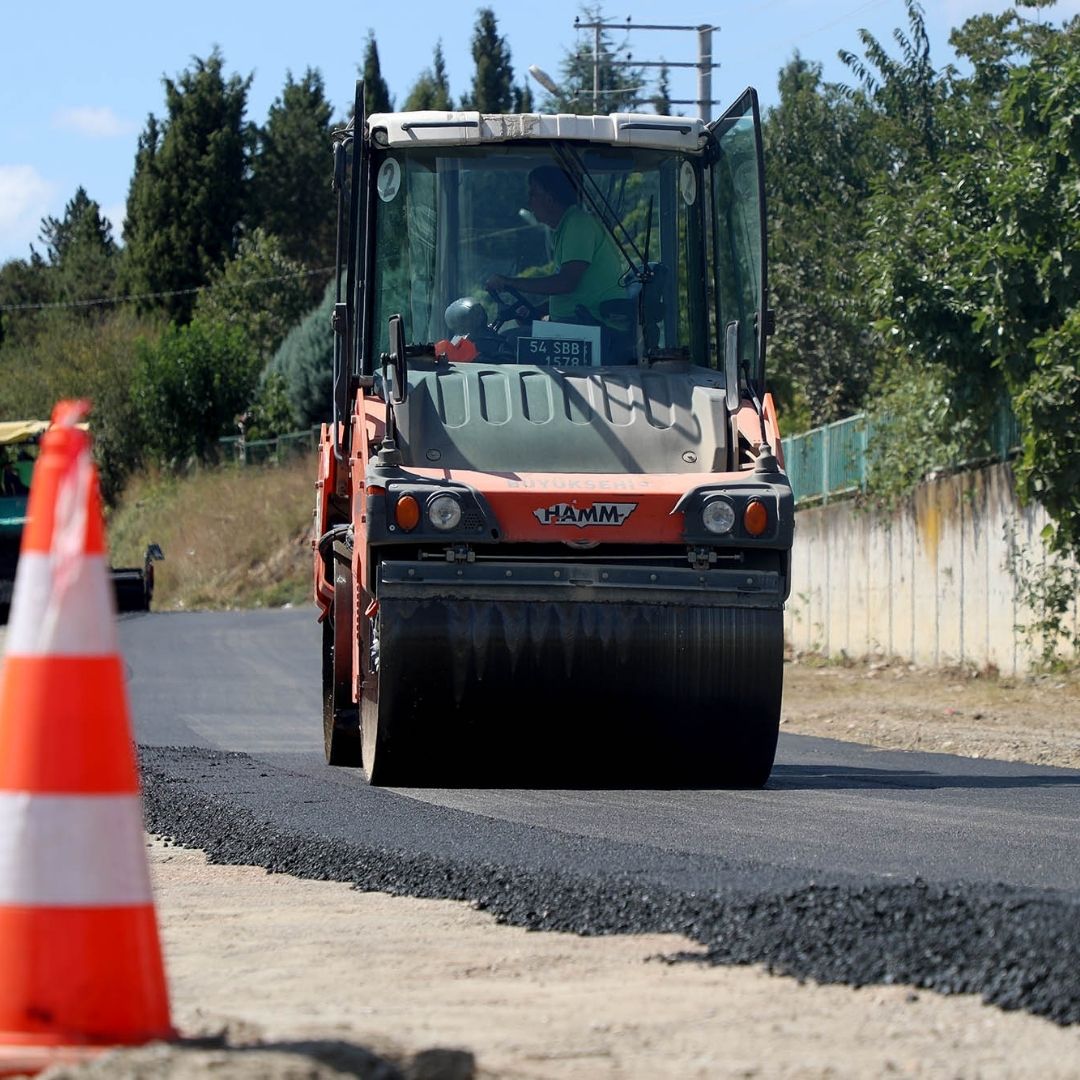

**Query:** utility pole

left=697, top=25, right=713, bottom=122
left=572, top=17, right=720, bottom=119
left=593, top=23, right=601, bottom=112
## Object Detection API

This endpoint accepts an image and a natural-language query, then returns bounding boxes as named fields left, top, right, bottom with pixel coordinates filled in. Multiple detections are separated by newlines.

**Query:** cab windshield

left=369, top=143, right=709, bottom=368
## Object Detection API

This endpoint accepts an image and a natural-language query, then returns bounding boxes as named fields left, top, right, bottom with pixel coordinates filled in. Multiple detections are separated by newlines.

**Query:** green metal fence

left=218, top=427, right=321, bottom=465
left=781, top=403, right=1020, bottom=505
left=783, top=414, right=869, bottom=504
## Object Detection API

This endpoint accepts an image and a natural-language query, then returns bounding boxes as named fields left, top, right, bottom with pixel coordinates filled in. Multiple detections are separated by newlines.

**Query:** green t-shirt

left=549, top=205, right=626, bottom=325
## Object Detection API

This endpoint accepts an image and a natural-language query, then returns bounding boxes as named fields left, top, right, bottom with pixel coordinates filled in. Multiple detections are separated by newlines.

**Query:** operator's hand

left=485, top=273, right=510, bottom=292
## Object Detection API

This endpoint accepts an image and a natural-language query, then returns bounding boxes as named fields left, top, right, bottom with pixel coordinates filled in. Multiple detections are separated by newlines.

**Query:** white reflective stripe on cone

left=5, top=553, right=118, bottom=657
left=0, top=793, right=152, bottom=906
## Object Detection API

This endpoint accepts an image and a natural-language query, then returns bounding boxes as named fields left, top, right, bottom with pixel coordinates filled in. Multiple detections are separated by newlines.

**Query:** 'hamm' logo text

left=533, top=502, right=638, bottom=528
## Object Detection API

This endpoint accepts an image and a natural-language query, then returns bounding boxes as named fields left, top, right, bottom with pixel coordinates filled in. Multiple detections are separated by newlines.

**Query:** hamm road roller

left=312, top=83, right=794, bottom=786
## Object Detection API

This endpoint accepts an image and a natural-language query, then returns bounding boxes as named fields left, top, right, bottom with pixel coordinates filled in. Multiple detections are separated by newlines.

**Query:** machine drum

left=362, top=595, right=784, bottom=787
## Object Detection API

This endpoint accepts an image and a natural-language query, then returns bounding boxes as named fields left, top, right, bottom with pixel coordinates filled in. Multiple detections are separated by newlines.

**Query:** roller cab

left=314, top=86, right=793, bottom=786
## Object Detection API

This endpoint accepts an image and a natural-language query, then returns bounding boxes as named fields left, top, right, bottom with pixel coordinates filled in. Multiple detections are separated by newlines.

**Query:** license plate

left=516, top=336, right=594, bottom=366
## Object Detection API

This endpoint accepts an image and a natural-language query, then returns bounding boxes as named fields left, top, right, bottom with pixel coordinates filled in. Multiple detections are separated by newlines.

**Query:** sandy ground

left=18, top=657, right=1080, bottom=1079
left=781, top=656, right=1080, bottom=770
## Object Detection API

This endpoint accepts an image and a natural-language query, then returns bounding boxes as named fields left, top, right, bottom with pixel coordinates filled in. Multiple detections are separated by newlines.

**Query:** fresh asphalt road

left=119, top=607, right=1080, bottom=900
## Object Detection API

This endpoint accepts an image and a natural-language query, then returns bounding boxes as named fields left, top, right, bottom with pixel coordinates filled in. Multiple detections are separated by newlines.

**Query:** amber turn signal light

left=743, top=499, right=769, bottom=537
left=395, top=494, right=421, bottom=531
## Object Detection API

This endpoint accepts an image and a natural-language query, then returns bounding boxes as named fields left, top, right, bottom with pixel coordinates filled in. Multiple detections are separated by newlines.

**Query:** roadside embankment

left=106, top=457, right=314, bottom=611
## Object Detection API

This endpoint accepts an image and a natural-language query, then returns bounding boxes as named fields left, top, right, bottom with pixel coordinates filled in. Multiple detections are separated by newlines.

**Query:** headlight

left=428, top=493, right=463, bottom=531
left=702, top=497, right=736, bottom=535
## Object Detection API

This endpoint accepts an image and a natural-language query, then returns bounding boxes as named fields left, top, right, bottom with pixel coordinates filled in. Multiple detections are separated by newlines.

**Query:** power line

left=0, top=264, right=336, bottom=314
left=736, top=0, right=892, bottom=66
left=572, top=18, right=720, bottom=119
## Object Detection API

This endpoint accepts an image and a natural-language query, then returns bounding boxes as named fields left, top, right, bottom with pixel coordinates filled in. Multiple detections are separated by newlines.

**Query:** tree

left=403, top=42, right=453, bottom=111
left=0, top=253, right=50, bottom=348
left=251, top=68, right=336, bottom=291
left=133, top=317, right=257, bottom=465
left=361, top=32, right=393, bottom=116
left=39, top=187, right=114, bottom=265
left=650, top=62, right=672, bottom=116
left=0, top=305, right=161, bottom=501
left=838, top=0, right=946, bottom=168
left=859, top=6, right=1080, bottom=559
left=946, top=8, right=1048, bottom=100
left=242, top=372, right=299, bottom=440
left=542, top=5, right=645, bottom=114
left=756, top=1, right=950, bottom=428
left=38, top=186, right=118, bottom=309
left=461, top=8, right=516, bottom=112
left=122, top=50, right=252, bottom=322
left=265, top=278, right=335, bottom=426
left=763, top=55, right=880, bottom=426
left=514, top=82, right=534, bottom=113
left=193, top=228, right=315, bottom=367
left=0, top=190, right=117, bottom=348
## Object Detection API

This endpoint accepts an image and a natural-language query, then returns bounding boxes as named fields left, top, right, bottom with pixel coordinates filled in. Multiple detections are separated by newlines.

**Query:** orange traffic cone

left=0, top=401, right=174, bottom=1076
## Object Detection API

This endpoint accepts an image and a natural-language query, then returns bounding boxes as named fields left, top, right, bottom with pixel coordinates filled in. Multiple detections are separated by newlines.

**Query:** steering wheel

left=486, top=284, right=544, bottom=329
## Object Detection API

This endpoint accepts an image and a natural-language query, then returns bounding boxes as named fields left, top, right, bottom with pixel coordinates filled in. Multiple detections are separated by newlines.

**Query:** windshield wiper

left=552, top=144, right=653, bottom=285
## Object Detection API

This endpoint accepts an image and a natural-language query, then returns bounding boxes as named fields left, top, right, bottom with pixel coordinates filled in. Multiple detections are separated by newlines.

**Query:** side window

left=708, top=89, right=767, bottom=384
left=371, top=155, right=438, bottom=354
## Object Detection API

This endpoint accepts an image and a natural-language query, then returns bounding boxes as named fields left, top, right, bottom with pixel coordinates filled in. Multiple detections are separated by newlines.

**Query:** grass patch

left=106, top=456, right=314, bottom=611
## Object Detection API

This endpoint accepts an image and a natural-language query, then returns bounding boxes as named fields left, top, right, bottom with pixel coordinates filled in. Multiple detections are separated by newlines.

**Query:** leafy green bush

left=857, top=10, right=1080, bottom=560
left=265, top=279, right=334, bottom=426
left=0, top=308, right=162, bottom=502
left=1014, top=310, right=1080, bottom=555
left=133, top=318, right=257, bottom=465
left=244, top=372, right=300, bottom=440
left=193, top=228, right=314, bottom=366
left=1004, top=518, right=1080, bottom=671
left=862, top=356, right=986, bottom=513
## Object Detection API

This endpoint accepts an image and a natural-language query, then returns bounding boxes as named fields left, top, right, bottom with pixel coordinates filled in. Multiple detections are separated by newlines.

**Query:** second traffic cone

left=0, top=401, right=174, bottom=1076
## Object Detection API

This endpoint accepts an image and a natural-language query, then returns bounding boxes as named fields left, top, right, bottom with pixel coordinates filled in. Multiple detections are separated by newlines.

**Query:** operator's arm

left=488, top=261, right=587, bottom=296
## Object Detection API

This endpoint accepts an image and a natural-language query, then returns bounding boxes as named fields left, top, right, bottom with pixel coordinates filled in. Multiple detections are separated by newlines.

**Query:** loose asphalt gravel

left=139, top=744, right=1080, bottom=1027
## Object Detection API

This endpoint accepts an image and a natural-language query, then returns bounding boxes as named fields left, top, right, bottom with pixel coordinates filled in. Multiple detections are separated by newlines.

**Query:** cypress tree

left=513, top=82, right=535, bottom=113
left=251, top=68, right=336, bottom=292
left=38, top=186, right=118, bottom=308
left=403, top=42, right=453, bottom=111
left=432, top=43, right=452, bottom=109
left=462, top=9, right=515, bottom=113
left=543, top=6, right=645, bottom=114
left=651, top=62, right=672, bottom=115
left=122, top=50, right=252, bottom=322
left=265, top=278, right=335, bottom=425
left=362, top=32, right=394, bottom=115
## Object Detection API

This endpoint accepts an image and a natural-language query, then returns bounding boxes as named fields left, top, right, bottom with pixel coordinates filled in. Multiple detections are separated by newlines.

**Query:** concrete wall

left=784, top=462, right=1078, bottom=673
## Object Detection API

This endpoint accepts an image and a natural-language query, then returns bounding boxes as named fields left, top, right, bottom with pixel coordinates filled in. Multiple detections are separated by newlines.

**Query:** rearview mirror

left=724, top=321, right=741, bottom=415
left=387, top=314, right=408, bottom=405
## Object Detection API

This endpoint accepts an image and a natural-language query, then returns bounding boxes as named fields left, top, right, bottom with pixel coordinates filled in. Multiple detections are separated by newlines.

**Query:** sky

left=2, top=0, right=1078, bottom=267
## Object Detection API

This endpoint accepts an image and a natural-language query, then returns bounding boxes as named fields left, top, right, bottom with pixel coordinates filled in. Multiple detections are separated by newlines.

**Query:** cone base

left=0, top=907, right=172, bottom=1046
left=0, top=1028, right=177, bottom=1078
left=0, top=1042, right=111, bottom=1078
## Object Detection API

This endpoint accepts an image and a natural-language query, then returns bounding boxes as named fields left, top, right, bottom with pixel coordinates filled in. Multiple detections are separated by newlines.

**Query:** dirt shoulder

left=32, top=840, right=1080, bottom=1080
left=781, top=655, right=1080, bottom=770
left=14, top=650, right=1079, bottom=1079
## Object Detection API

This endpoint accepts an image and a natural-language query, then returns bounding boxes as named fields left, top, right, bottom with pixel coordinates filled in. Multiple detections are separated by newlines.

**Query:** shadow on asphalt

left=769, top=762, right=1080, bottom=791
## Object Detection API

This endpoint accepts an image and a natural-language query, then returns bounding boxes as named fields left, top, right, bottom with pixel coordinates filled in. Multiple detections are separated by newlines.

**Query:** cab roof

left=367, top=111, right=706, bottom=153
